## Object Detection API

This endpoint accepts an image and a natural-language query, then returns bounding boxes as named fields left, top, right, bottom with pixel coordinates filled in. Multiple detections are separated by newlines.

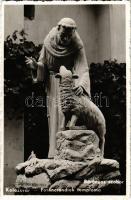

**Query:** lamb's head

left=55, top=66, right=79, bottom=84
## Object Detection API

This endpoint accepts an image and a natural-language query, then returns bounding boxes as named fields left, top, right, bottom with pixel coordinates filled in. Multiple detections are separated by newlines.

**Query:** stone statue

left=55, top=66, right=106, bottom=157
left=25, top=18, right=91, bottom=158
left=16, top=18, right=121, bottom=194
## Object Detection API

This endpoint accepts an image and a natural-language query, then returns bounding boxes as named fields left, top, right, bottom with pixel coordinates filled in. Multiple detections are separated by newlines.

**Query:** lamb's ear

left=55, top=73, right=61, bottom=79
left=72, top=74, right=79, bottom=79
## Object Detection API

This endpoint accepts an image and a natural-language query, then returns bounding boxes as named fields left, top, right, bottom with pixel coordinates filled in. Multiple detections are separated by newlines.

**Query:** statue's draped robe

left=35, top=27, right=91, bottom=158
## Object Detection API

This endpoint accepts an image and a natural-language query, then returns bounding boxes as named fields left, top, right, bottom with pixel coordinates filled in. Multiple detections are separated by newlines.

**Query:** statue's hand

left=25, top=56, right=38, bottom=70
left=73, top=86, right=84, bottom=96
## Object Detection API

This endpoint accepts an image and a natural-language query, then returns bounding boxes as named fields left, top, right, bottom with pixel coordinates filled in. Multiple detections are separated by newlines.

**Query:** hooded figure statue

left=26, top=18, right=91, bottom=158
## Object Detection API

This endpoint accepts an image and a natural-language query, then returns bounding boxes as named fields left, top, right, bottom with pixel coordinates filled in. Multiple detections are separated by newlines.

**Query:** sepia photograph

left=3, top=2, right=128, bottom=195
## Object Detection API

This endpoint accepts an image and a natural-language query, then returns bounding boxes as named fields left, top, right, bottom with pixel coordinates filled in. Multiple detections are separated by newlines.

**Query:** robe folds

left=35, top=27, right=91, bottom=158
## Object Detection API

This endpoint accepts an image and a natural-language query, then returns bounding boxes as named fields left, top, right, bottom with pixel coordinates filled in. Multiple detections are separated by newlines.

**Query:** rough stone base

left=55, top=130, right=101, bottom=161
left=15, top=157, right=121, bottom=194
left=15, top=130, right=121, bottom=194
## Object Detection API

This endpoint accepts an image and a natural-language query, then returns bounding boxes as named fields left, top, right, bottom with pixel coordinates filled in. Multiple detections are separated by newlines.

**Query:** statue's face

left=58, top=25, right=75, bottom=46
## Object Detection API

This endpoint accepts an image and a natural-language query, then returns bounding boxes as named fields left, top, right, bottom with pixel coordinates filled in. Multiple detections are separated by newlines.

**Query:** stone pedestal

left=15, top=130, right=121, bottom=194
left=55, top=130, right=101, bottom=162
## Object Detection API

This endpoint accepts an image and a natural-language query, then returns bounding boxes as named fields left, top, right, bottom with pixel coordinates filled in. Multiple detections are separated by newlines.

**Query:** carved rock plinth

left=55, top=130, right=101, bottom=162
left=15, top=130, right=121, bottom=194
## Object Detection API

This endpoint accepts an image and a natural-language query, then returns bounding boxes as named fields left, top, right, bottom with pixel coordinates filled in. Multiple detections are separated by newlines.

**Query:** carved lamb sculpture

left=55, top=66, right=106, bottom=157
